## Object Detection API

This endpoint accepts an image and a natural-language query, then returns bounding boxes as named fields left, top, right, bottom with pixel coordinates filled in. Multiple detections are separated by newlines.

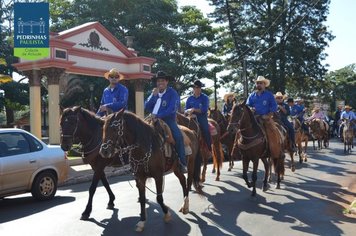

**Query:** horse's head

left=227, top=101, right=248, bottom=133
left=100, top=109, right=125, bottom=158
left=291, top=116, right=301, bottom=130
left=208, top=108, right=224, bottom=123
left=60, top=106, right=82, bottom=151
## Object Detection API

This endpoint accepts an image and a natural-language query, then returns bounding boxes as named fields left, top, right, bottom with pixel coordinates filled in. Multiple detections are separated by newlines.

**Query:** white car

left=0, top=128, right=69, bottom=200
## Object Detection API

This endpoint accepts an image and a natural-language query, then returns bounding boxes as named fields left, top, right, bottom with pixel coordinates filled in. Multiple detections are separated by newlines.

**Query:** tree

left=209, top=0, right=334, bottom=94
left=323, top=64, right=356, bottom=109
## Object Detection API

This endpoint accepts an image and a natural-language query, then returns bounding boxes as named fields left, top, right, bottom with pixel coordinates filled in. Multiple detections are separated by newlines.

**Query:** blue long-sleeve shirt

left=185, top=93, right=209, bottom=119
left=144, top=87, right=180, bottom=121
left=246, top=90, right=277, bottom=115
left=290, top=104, right=304, bottom=117
left=96, top=83, right=128, bottom=116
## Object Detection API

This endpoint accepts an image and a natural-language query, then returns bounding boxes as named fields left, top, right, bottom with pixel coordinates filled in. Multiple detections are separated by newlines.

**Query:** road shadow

left=0, top=196, right=75, bottom=223
left=84, top=201, right=191, bottom=236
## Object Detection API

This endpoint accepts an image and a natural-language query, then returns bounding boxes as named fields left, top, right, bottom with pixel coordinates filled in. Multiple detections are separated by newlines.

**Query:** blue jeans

left=163, top=118, right=186, bottom=166
left=282, top=119, right=295, bottom=145
left=197, top=116, right=212, bottom=151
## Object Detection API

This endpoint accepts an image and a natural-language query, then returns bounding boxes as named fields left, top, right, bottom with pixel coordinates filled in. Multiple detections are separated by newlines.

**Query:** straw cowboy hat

left=151, top=71, right=174, bottom=82
left=104, top=68, right=124, bottom=80
left=223, top=92, right=236, bottom=102
left=274, top=91, right=287, bottom=100
left=344, top=105, right=352, bottom=110
left=295, top=97, right=304, bottom=102
left=255, top=76, right=270, bottom=87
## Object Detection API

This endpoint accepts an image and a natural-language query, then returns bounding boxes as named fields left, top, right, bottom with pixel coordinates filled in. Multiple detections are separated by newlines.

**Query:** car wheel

left=31, top=171, right=57, bottom=201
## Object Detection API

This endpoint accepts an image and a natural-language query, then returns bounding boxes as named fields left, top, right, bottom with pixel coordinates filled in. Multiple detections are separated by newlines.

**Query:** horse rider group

left=95, top=68, right=354, bottom=173
left=96, top=68, right=213, bottom=173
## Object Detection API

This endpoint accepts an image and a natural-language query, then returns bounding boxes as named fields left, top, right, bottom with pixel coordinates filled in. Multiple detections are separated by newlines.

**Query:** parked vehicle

left=0, top=128, right=69, bottom=200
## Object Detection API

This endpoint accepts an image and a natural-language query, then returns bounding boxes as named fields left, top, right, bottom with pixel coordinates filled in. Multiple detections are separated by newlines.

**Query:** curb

left=61, top=165, right=131, bottom=187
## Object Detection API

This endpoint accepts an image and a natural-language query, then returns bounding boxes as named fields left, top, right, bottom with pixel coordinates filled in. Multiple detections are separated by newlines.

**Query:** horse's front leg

left=135, top=177, right=147, bottom=232
left=251, top=159, right=259, bottom=197
left=100, top=174, right=115, bottom=209
left=201, top=149, right=208, bottom=183
left=153, top=172, right=170, bottom=221
left=242, top=158, right=251, bottom=188
left=81, top=172, right=101, bottom=220
left=261, top=157, right=269, bottom=192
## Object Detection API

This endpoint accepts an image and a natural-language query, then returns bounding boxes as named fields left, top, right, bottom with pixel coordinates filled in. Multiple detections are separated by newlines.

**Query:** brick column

left=24, top=70, right=42, bottom=139
left=42, top=68, right=64, bottom=144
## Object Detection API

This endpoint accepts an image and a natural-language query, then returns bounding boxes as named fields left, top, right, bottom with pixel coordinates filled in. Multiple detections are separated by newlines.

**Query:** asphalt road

left=0, top=139, right=355, bottom=236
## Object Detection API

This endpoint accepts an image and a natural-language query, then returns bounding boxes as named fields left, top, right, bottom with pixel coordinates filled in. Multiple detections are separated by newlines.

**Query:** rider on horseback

left=185, top=80, right=212, bottom=152
left=144, top=71, right=187, bottom=173
left=96, top=68, right=129, bottom=117
left=339, top=105, right=356, bottom=140
left=222, top=92, right=236, bottom=116
left=287, top=97, right=308, bottom=133
left=275, top=92, right=296, bottom=151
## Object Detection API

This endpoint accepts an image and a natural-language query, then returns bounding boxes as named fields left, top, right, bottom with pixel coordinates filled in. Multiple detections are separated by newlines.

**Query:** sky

left=177, top=0, right=356, bottom=71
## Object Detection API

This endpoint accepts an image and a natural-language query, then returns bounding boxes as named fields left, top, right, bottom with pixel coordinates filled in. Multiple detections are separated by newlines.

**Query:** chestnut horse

left=60, top=106, right=116, bottom=220
left=227, top=101, right=285, bottom=196
left=176, top=112, right=224, bottom=181
left=208, top=108, right=235, bottom=171
left=308, top=119, right=329, bottom=150
left=291, top=117, right=308, bottom=163
left=99, top=110, right=202, bottom=232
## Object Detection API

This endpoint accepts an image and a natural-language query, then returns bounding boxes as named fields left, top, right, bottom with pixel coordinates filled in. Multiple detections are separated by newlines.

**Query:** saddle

left=151, top=119, right=192, bottom=157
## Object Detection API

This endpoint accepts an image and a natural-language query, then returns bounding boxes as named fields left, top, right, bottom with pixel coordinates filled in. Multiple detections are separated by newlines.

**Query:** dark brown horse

left=99, top=110, right=202, bottom=232
left=227, top=101, right=284, bottom=196
left=60, top=106, right=116, bottom=220
left=208, top=108, right=235, bottom=171
left=176, top=112, right=224, bottom=181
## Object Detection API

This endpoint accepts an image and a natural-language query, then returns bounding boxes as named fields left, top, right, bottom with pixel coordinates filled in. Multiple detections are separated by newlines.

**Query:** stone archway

left=13, top=22, right=155, bottom=144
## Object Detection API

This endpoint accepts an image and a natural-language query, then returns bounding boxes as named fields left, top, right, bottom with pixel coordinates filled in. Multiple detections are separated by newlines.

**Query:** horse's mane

left=122, top=111, right=158, bottom=151
left=242, top=103, right=258, bottom=127
left=79, top=107, right=103, bottom=128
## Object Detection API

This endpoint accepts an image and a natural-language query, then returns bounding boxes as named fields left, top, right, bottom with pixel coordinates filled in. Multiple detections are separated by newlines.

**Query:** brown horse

left=99, top=110, right=202, bottom=232
left=208, top=108, right=235, bottom=171
left=291, top=117, right=308, bottom=163
left=176, top=112, right=224, bottom=181
left=308, top=119, right=329, bottom=150
left=342, top=119, right=354, bottom=154
left=60, top=106, right=116, bottom=220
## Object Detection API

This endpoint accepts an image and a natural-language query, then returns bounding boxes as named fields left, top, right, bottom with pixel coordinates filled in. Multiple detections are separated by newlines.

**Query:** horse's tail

left=193, top=148, right=203, bottom=195
left=212, top=139, right=224, bottom=169
left=271, top=154, right=285, bottom=177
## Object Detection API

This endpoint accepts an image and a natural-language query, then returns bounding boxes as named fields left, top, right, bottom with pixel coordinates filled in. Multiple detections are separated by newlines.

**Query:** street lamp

left=89, top=83, right=94, bottom=111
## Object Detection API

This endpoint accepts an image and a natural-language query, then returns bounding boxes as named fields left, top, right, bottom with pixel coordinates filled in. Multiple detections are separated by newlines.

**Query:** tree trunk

left=5, top=106, right=14, bottom=127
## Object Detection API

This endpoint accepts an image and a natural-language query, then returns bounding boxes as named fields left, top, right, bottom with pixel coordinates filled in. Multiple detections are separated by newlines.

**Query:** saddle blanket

left=209, top=122, right=218, bottom=136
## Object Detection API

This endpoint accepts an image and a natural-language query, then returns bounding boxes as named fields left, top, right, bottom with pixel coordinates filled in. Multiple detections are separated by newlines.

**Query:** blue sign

left=14, top=3, right=49, bottom=60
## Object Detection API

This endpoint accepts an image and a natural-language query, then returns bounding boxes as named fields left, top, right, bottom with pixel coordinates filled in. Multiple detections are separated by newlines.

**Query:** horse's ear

left=242, top=99, right=247, bottom=106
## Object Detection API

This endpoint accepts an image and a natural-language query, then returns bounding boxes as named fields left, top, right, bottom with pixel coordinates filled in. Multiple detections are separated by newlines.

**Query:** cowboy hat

left=274, top=91, right=287, bottom=99
left=223, top=92, right=236, bottom=102
left=104, top=68, right=124, bottom=80
left=190, top=80, right=205, bottom=88
left=295, top=97, right=304, bottom=102
left=151, top=71, right=174, bottom=82
left=345, top=105, right=352, bottom=109
left=255, top=76, right=270, bottom=87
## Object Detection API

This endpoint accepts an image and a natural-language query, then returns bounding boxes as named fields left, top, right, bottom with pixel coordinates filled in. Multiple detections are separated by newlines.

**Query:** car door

left=0, top=132, right=39, bottom=194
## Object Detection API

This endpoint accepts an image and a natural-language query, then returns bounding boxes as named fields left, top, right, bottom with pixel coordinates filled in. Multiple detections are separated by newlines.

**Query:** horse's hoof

left=215, top=177, right=220, bottom=181
left=135, top=221, right=145, bottom=232
left=107, top=203, right=115, bottom=210
left=291, top=165, right=296, bottom=172
left=228, top=168, right=231, bottom=172
left=80, top=214, right=89, bottom=221
left=201, top=178, right=205, bottom=183
left=212, top=169, right=216, bottom=174
left=275, top=184, right=281, bottom=189
left=164, top=211, right=172, bottom=222
left=262, top=185, right=269, bottom=192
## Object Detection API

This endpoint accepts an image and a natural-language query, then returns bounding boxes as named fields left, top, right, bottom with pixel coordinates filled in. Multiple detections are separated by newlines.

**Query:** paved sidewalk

left=61, top=158, right=130, bottom=186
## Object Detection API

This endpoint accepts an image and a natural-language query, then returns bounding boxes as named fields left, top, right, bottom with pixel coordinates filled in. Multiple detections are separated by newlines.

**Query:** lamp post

left=89, top=83, right=94, bottom=111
